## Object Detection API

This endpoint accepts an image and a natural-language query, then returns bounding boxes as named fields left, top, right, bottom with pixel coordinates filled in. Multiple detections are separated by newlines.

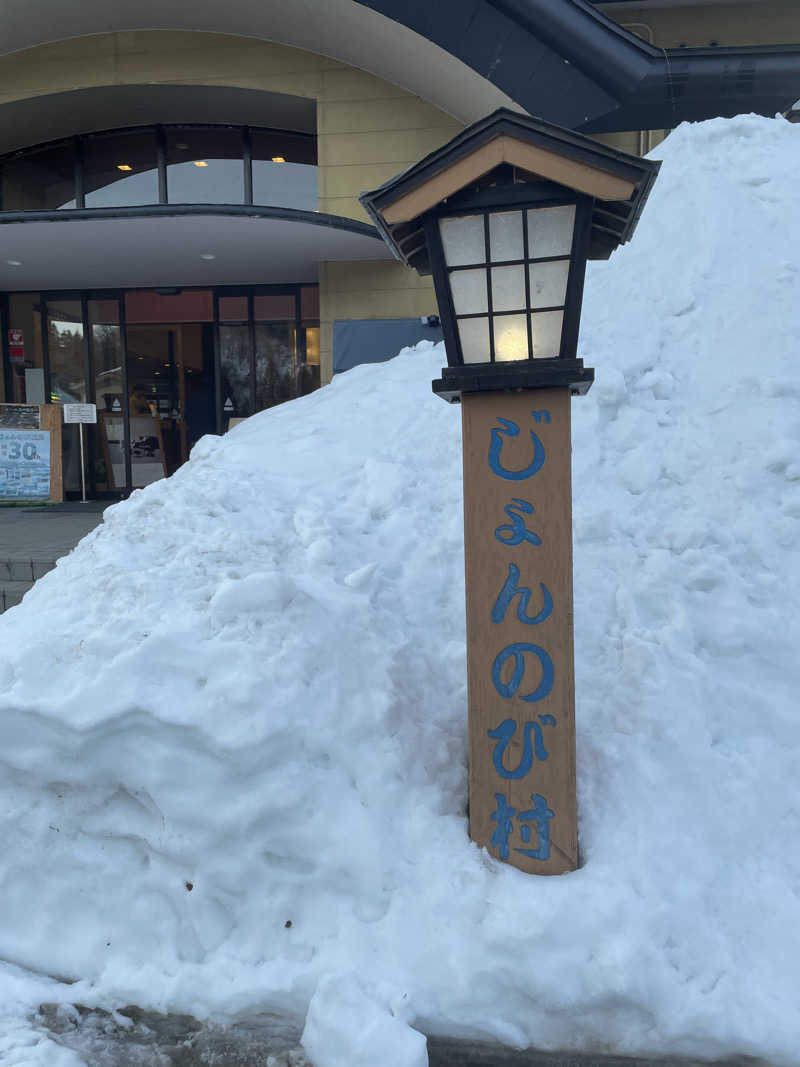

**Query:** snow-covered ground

left=1, top=114, right=799, bottom=1067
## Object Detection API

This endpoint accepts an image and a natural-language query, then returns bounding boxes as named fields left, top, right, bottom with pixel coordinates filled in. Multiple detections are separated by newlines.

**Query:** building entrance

left=2, top=284, right=320, bottom=497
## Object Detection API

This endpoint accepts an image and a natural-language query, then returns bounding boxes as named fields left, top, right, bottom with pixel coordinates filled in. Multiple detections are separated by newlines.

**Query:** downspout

left=624, top=22, right=656, bottom=154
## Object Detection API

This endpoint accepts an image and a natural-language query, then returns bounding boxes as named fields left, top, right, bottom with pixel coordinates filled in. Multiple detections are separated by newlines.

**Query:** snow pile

left=1, top=114, right=800, bottom=1067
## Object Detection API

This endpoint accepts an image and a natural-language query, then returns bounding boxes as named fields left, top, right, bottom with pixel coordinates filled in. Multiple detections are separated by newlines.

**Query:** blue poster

left=0, top=429, right=51, bottom=501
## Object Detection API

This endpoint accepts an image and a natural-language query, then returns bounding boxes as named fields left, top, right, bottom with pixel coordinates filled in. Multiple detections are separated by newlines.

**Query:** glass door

left=217, top=291, right=254, bottom=430
left=88, top=296, right=125, bottom=495
left=254, top=291, right=298, bottom=409
left=43, top=298, right=87, bottom=493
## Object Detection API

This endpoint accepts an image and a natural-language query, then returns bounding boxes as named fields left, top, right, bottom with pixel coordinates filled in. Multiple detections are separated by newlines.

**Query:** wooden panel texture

left=38, top=402, right=63, bottom=502
left=461, top=388, right=577, bottom=875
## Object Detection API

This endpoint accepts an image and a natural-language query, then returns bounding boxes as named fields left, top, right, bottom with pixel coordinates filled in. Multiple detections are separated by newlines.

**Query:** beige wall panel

left=592, top=130, right=645, bottom=156
left=318, top=260, right=438, bottom=384
left=319, top=68, right=411, bottom=102
left=114, top=37, right=340, bottom=83
left=316, top=195, right=372, bottom=220
left=0, top=32, right=338, bottom=105
left=321, top=286, right=436, bottom=324
left=606, top=2, right=799, bottom=48
left=319, top=96, right=461, bottom=135
left=321, top=260, right=434, bottom=294
left=319, top=126, right=462, bottom=168
left=317, top=162, right=412, bottom=200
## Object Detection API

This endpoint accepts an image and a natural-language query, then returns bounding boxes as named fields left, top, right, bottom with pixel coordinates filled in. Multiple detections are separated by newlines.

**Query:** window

left=166, top=127, right=245, bottom=205
left=251, top=130, right=317, bottom=210
left=1, top=141, right=76, bottom=210
left=83, top=129, right=159, bottom=208
left=0, top=125, right=318, bottom=212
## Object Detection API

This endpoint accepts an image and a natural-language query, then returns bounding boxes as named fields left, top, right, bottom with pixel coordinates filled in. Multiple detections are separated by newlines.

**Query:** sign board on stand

left=63, top=403, right=98, bottom=424
left=62, top=403, right=97, bottom=502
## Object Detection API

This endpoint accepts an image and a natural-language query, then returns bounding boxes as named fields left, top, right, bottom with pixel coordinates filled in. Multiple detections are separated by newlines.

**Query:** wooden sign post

left=462, top=388, right=576, bottom=875
left=360, top=109, right=660, bottom=876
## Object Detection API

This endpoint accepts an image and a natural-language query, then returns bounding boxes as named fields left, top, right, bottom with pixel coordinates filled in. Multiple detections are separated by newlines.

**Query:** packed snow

left=1, top=114, right=800, bottom=1067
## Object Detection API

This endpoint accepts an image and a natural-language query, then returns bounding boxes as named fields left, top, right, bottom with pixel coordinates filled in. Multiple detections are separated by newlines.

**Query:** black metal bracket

left=431, top=358, right=594, bottom=403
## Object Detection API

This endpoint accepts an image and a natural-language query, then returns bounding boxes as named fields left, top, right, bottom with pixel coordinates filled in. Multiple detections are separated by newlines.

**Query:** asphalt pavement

left=0, top=500, right=107, bottom=611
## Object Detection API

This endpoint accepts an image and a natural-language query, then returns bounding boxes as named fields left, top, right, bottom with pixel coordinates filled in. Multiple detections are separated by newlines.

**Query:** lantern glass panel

left=457, top=316, right=490, bottom=364
left=489, top=210, right=524, bottom=262
left=440, top=215, right=485, bottom=266
left=491, top=265, right=526, bottom=313
left=527, top=204, right=576, bottom=258
left=494, top=315, right=529, bottom=362
left=450, top=269, right=488, bottom=315
left=529, top=260, right=570, bottom=309
left=530, top=310, right=564, bottom=358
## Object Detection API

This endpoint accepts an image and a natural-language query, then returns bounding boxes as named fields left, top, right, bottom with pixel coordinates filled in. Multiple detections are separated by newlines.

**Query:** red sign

left=8, top=329, right=24, bottom=363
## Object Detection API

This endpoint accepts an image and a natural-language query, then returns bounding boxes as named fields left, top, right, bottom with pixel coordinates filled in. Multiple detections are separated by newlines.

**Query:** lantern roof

left=360, top=108, right=661, bottom=273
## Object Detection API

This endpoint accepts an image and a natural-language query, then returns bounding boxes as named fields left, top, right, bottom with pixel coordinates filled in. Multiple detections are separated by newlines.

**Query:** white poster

left=0, top=429, right=51, bottom=501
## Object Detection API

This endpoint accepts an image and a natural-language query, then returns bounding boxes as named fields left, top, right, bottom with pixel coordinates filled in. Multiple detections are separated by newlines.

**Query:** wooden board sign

left=461, top=387, right=577, bottom=875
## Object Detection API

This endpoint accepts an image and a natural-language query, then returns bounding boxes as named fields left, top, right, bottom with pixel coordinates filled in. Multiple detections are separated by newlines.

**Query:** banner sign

left=0, top=428, right=51, bottom=501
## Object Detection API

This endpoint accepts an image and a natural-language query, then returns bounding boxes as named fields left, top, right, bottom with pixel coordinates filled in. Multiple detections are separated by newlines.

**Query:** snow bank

left=1, top=114, right=800, bottom=1067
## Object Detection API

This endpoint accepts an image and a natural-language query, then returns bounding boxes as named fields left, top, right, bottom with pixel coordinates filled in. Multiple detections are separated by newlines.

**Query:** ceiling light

left=200, top=253, right=216, bottom=261
left=117, top=164, right=133, bottom=172
left=271, top=156, right=286, bottom=163
left=176, top=142, right=189, bottom=150
left=6, top=259, right=22, bottom=266
left=193, top=160, right=209, bottom=168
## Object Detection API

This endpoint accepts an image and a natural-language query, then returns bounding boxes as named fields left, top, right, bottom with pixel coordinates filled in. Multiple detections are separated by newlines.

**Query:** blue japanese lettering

left=488, top=716, right=555, bottom=779
left=531, top=410, right=550, bottom=423
left=494, top=499, right=541, bottom=548
left=491, top=563, right=552, bottom=626
left=516, top=794, right=555, bottom=860
left=492, top=642, right=554, bottom=703
left=490, top=794, right=516, bottom=860
left=488, top=418, right=546, bottom=481
left=489, top=792, right=555, bottom=862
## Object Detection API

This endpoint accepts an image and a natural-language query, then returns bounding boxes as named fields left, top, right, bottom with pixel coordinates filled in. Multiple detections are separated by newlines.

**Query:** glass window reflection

left=166, top=127, right=244, bottom=204
left=1, top=141, right=76, bottom=210
left=252, top=130, right=317, bottom=210
left=83, top=130, right=159, bottom=208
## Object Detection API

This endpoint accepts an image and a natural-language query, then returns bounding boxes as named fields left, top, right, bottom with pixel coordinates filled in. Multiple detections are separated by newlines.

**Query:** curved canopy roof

left=0, top=207, right=391, bottom=291
left=0, top=0, right=797, bottom=133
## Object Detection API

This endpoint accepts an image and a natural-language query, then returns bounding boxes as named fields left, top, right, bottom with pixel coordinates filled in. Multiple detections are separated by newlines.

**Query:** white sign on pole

left=63, top=403, right=98, bottom=424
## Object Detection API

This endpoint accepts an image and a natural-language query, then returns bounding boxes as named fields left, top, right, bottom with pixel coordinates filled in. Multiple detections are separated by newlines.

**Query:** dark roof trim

left=360, top=109, right=661, bottom=269
left=0, top=202, right=382, bottom=239
left=354, top=0, right=800, bottom=133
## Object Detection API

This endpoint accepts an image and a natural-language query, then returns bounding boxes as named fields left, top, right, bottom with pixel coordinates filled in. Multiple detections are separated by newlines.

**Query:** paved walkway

left=0, top=501, right=107, bottom=611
